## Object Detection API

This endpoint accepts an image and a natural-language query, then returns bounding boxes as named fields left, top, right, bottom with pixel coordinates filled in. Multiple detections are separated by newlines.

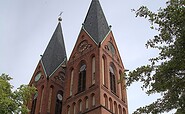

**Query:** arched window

left=104, top=94, right=108, bottom=108
left=39, top=86, right=44, bottom=113
left=31, top=91, right=38, bottom=114
left=109, top=98, right=113, bottom=111
left=73, top=103, right=76, bottom=114
left=55, top=91, right=63, bottom=114
left=119, top=71, right=123, bottom=99
left=118, top=105, right=122, bottom=114
left=79, top=100, right=82, bottom=112
left=70, top=69, right=74, bottom=96
left=123, top=108, right=126, bottom=114
left=102, top=57, right=105, bottom=85
left=78, top=64, right=86, bottom=92
left=113, top=101, right=118, bottom=114
left=92, top=94, right=95, bottom=106
left=47, top=86, right=53, bottom=113
left=67, top=105, right=70, bottom=114
left=110, top=66, right=116, bottom=93
left=85, top=97, right=89, bottom=109
left=92, top=56, right=95, bottom=85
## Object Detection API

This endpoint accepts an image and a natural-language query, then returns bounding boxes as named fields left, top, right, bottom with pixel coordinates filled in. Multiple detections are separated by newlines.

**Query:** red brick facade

left=27, top=0, right=128, bottom=114
left=28, top=30, right=128, bottom=114
left=62, top=30, right=128, bottom=114
left=27, top=61, right=65, bottom=114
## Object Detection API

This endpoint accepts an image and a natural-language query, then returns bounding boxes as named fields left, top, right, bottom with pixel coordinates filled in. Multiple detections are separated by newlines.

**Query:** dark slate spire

left=41, top=22, right=67, bottom=77
left=83, top=0, right=110, bottom=44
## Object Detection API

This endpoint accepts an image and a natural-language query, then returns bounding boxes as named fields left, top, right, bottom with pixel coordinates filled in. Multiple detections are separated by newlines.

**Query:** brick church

left=27, top=0, right=128, bottom=114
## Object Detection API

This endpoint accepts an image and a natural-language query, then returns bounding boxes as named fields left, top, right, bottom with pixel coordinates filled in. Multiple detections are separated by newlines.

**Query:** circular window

left=57, top=94, right=63, bottom=101
left=108, top=42, right=115, bottom=55
left=35, top=72, right=41, bottom=82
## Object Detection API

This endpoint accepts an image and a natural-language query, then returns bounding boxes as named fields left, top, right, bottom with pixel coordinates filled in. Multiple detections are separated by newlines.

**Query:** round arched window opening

left=110, top=66, right=116, bottom=93
left=78, top=64, right=86, bottom=93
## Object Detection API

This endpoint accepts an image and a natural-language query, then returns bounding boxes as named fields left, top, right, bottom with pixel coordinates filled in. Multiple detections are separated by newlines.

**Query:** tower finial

left=58, top=11, right=63, bottom=22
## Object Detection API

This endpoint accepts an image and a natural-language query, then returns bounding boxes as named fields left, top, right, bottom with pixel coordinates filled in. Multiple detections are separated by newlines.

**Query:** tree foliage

left=0, top=73, right=36, bottom=114
left=127, top=0, right=185, bottom=113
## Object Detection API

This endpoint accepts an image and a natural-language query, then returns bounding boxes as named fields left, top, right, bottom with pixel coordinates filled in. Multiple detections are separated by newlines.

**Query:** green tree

left=127, top=0, right=185, bottom=113
left=0, top=73, right=36, bottom=114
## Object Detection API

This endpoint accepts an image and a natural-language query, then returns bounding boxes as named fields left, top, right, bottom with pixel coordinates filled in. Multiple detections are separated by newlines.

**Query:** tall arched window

left=104, top=94, right=108, bottom=108
left=78, top=64, right=86, bottom=93
left=47, top=86, right=53, bottom=113
left=109, top=98, right=113, bottom=111
left=31, top=91, right=38, bottom=114
left=118, top=105, right=122, bottom=114
left=92, top=56, right=95, bottom=85
left=110, top=66, right=116, bottom=93
left=70, top=69, right=74, bottom=96
left=119, top=71, right=123, bottom=99
left=113, top=101, right=118, bottom=114
left=73, top=103, right=76, bottom=114
left=55, top=91, right=63, bottom=114
left=123, top=108, right=126, bottom=114
left=67, top=105, right=70, bottom=114
left=39, top=86, right=44, bottom=113
left=85, top=97, right=89, bottom=109
left=102, top=57, right=105, bottom=85
left=92, top=93, right=95, bottom=106
left=79, top=100, right=82, bottom=112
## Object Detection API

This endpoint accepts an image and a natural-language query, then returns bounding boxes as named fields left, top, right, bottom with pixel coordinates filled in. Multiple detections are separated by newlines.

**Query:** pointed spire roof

left=83, top=0, right=110, bottom=44
left=41, top=22, right=67, bottom=77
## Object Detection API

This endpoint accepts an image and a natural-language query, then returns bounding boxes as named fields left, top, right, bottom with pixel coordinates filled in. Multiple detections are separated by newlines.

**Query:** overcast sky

left=0, top=0, right=170, bottom=113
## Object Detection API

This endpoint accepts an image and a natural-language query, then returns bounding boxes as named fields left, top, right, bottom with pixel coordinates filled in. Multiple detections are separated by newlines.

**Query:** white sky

left=0, top=0, right=171, bottom=113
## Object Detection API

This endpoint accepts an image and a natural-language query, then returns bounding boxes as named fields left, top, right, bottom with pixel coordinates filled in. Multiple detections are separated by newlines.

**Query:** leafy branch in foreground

left=0, top=73, right=36, bottom=114
left=127, top=0, right=185, bottom=113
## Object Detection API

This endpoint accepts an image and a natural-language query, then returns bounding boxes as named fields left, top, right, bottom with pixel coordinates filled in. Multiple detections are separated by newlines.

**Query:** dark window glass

left=55, top=92, right=63, bottom=114
left=78, top=64, right=86, bottom=92
left=31, top=92, right=38, bottom=114
left=110, top=66, right=116, bottom=93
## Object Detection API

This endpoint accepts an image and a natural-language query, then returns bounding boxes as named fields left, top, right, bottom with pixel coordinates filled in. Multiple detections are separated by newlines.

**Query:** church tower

left=28, top=0, right=128, bottom=114
left=62, top=0, right=128, bottom=114
left=27, top=19, right=67, bottom=114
